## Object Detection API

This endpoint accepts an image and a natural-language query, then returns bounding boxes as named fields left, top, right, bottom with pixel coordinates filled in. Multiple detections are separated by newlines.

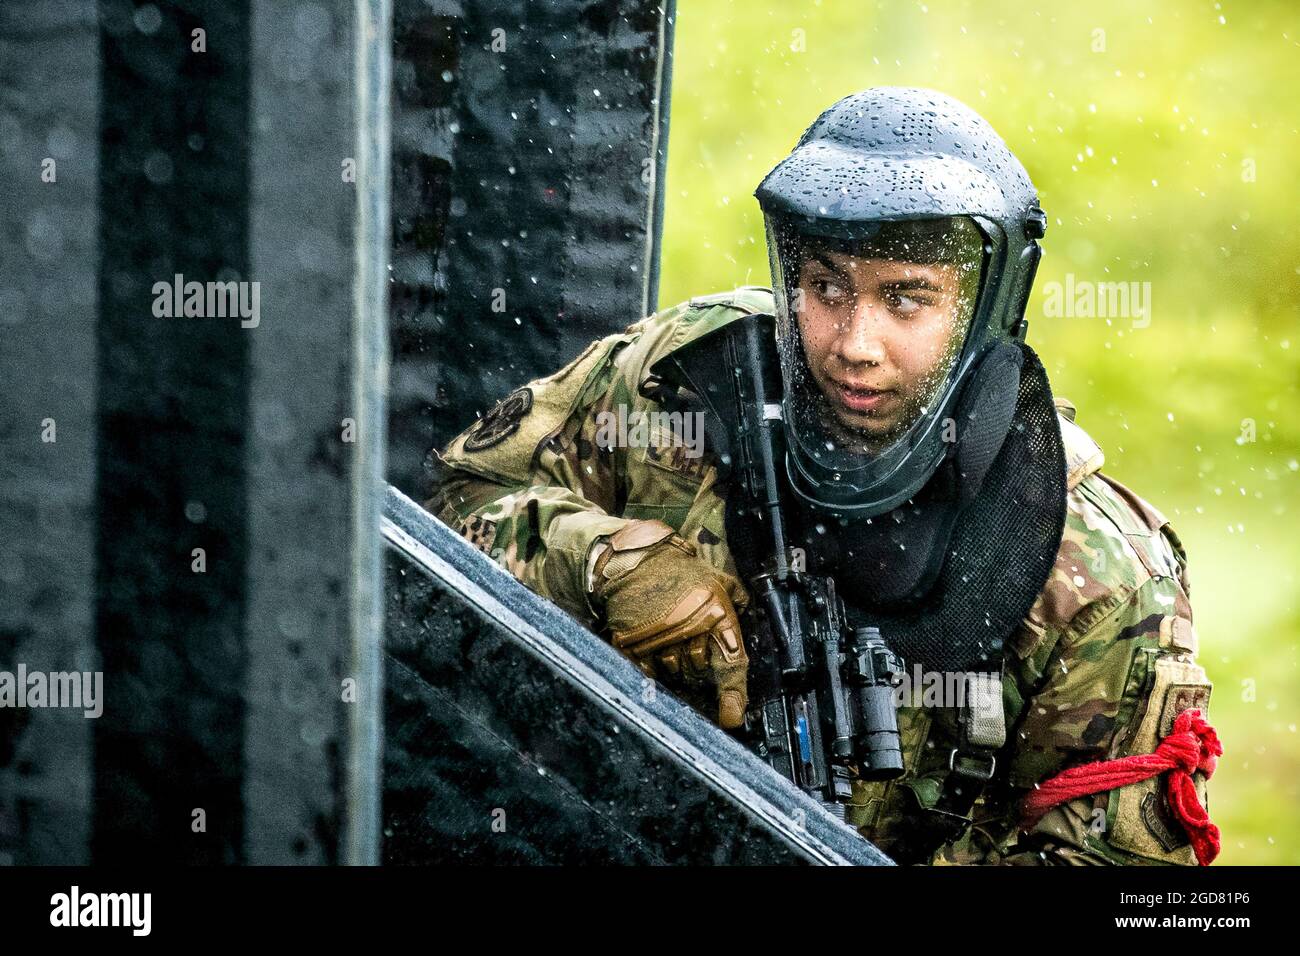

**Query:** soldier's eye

left=885, top=292, right=933, bottom=317
left=813, top=277, right=849, bottom=303
left=889, top=294, right=921, bottom=315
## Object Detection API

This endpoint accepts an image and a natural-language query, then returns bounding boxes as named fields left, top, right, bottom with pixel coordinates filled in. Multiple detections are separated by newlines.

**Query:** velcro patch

left=1107, top=654, right=1211, bottom=864
left=1158, top=683, right=1212, bottom=738
left=465, top=388, right=533, bottom=452
left=1140, top=789, right=1191, bottom=852
left=641, top=419, right=710, bottom=483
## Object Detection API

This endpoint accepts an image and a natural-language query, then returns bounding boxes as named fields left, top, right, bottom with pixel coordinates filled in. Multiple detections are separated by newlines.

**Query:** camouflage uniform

left=425, top=287, right=1214, bottom=865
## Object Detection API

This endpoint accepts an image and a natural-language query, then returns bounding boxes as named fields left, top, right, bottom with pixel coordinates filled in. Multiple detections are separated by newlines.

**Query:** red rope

left=1019, top=708, right=1222, bottom=865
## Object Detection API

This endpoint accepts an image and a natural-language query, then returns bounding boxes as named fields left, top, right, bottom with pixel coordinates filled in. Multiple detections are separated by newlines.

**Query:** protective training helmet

left=754, top=86, right=1047, bottom=516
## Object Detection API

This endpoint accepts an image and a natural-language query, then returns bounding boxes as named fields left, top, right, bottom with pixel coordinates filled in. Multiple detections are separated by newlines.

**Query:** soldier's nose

left=836, top=305, right=888, bottom=367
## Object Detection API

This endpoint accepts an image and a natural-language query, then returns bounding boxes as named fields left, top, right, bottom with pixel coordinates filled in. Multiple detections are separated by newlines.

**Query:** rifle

left=651, top=311, right=905, bottom=816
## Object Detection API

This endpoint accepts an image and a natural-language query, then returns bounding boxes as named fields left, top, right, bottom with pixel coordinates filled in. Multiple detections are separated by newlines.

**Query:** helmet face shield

left=766, top=213, right=989, bottom=485
left=753, top=86, right=1045, bottom=516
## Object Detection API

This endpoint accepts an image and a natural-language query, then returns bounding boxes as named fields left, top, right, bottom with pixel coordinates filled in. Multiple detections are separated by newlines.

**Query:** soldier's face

left=795, top=249, right=966, bottom=445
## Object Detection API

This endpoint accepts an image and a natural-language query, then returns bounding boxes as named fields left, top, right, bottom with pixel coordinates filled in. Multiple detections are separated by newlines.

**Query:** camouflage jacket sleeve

left=422, top=328, right=639, bottom=625
left=423, top=292, right=760, bottom=626
left=937, top=412, right=1214, bottom=866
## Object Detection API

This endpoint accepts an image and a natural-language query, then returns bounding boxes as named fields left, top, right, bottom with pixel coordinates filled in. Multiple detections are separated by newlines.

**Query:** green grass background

left=658, top=0, right=1299, bottom=864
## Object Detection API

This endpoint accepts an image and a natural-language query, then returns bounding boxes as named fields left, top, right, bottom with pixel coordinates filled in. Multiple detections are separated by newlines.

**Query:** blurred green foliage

left=660, top=0, right=1300, bottom=864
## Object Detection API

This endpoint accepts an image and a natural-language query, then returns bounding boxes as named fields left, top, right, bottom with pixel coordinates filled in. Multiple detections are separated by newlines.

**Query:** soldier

left=424, top=87, right=1219, bottom=865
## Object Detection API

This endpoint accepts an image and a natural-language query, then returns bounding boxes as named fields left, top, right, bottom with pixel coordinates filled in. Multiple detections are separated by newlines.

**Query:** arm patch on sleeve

left=464, top=387, right=533, bottom=452
left=1105, top=652, right=1212, bottom=863
left=440, top=333, right=634, bottom=485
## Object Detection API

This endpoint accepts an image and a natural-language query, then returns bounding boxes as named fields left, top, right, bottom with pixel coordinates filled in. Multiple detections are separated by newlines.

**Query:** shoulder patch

left=439, top=329, right=636, bottom=485
left=464, top=387, right=533, bottom=452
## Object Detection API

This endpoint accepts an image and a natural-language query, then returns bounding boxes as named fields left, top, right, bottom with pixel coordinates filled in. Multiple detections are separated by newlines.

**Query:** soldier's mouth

left=831, top=381, right=896, bottom=414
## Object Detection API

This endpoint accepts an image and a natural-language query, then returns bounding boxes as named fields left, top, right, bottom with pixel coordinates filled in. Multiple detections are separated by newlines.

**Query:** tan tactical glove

left=588, top=520, right=749, bottom=729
